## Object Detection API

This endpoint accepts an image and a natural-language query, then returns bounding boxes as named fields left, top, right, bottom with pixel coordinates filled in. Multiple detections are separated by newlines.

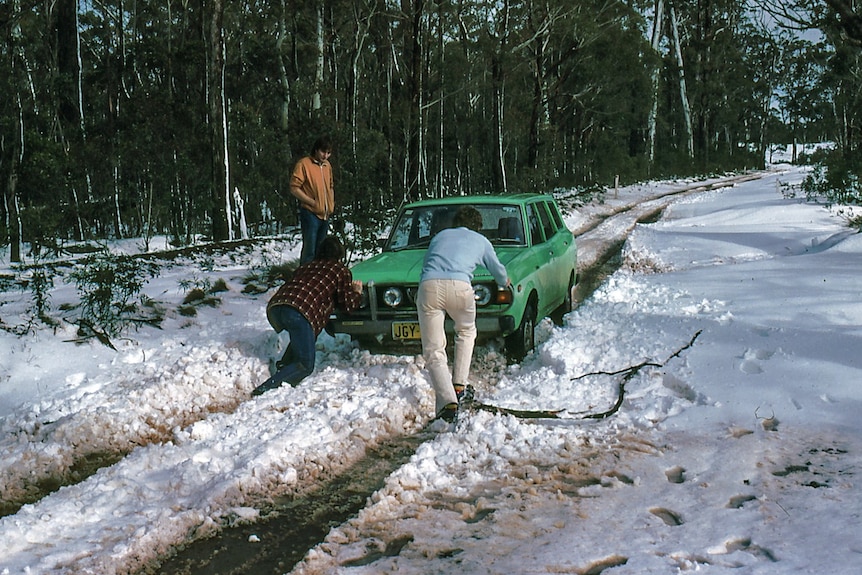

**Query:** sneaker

left=454, top=383, right=474, bottom=405
left=252, top=380, right=281, bottom=396
left=436, top=402, right=459, bottom=423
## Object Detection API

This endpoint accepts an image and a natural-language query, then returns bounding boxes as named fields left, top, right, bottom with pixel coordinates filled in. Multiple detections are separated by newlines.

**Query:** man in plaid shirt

left=253, top=236, right=362, bottom=396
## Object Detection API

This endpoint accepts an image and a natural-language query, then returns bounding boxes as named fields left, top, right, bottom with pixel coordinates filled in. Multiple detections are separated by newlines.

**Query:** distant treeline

left=1, top=0, right=859, bottom=261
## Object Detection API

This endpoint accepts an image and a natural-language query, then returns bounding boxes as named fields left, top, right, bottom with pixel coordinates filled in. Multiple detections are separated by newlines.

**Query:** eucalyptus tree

left=776, top=36, right=829, bottom=161
left=2, top=0, right=27, bottom=262
left=648, top=0, right=694, bottom=164
left=5, top=0, right=848, bottom=253
left=753, top=0, right=860, bottom=203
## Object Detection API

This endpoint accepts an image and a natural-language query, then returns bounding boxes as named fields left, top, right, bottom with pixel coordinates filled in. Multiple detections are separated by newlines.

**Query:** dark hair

left=316, top=236, right=345, bottom=262
left=311, top=135, right=333, bottom=155
left=453, top=206, right=482, bottom=232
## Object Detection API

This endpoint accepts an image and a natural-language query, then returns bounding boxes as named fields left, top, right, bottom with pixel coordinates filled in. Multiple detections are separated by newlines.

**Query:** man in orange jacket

left=290, top=136, right=335, bottom=264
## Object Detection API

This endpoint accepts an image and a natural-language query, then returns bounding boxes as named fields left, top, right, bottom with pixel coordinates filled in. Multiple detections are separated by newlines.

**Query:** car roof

left=403, top=193, right=553, bottom=209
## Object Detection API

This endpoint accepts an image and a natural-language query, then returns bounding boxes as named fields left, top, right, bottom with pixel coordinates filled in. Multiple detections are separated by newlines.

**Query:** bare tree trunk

left=6, top=102, right=24, bottom=263
left=109, top=1, right=124, bottom=237
left=7, top=172, right=23, bottom=264
left=386, top=24, right=397, bottom=203
left=694, top=0, right=713, bottom=164
left=526, top=3, right=553, bottom=170
left=436, top=2, right=444, bottom=198
left=76, top=2, right=95, bottom=207
left=6, top=0, right=25, bottom=262
left=403, top=0, right=425, bottom=200
left=648, top=0, right=664, bottom=166
left=208, top=0, right=232, bottom=241
left=53, top=0, right=86, bottom=239
left=113, top=166, right=123, bottom=237
left=455, top=4, right=476, bottom=195
left=492, top=55, right=508, bottom=194
left=490, top=0, right=511, bottom=194
left=276, top=0, right=292, bottom=134
left=348, top=1, right=378, bottom=157
left=669, top=4, right=694, bottom=158
left=313, top=3, right=324, bottom=111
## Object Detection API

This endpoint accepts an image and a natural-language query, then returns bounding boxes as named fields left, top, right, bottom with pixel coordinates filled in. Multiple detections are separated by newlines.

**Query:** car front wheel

left=505, top=301, right=536, bottom=362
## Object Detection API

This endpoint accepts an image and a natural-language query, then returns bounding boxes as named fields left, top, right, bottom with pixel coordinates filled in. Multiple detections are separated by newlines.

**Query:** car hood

left=349, top=248, right=519, bottom=284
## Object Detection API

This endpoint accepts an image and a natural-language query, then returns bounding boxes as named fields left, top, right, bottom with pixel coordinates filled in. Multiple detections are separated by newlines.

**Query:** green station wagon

left=330, top=194, right=577, bottom=361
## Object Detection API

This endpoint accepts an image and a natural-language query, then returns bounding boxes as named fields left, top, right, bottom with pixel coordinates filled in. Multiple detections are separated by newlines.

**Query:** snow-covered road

left=2, top=164, right=861, bottom=574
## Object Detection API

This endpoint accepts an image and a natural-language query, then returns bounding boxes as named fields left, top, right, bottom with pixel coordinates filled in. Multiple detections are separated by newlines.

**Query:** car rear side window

left=547, top=200, right=565, bottom=229
left=537, top=201, right=557, bottom=240
left=526, top=204, right=545, bottom=245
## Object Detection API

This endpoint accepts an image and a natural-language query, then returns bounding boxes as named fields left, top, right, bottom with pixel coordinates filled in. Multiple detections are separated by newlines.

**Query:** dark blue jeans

left=298, top=207, right=330, bottom=264
left=265, top=305, right=316, bottom=387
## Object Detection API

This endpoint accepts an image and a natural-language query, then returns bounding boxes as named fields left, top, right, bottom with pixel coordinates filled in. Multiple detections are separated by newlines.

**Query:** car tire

left=505, top=300, right=536, bottom=363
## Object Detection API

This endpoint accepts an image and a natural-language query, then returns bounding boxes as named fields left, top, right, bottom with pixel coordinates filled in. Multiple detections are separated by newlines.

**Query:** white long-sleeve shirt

left=420, top=227, right=508, bottom=286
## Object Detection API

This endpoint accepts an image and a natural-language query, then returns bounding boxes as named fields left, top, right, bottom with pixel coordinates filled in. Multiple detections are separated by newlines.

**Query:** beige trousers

left=417, top=279, right=477, bottom=413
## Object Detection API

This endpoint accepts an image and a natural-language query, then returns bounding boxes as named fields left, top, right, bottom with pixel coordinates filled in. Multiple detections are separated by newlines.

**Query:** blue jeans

left=264, top=305, right=316, bottom=387
left=298, top=208, right=330, bottom=264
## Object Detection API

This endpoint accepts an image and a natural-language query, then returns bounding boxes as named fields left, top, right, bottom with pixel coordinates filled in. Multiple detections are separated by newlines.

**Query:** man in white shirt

left=417, top=206, right=510, bottom=422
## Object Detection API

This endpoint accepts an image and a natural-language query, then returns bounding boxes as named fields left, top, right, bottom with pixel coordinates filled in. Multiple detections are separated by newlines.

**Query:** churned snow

left=1, top=156, right=861, bottom=574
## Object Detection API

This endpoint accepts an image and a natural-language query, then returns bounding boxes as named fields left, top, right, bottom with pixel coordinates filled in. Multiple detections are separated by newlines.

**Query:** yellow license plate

left=392, top=322, right=421, bottom=340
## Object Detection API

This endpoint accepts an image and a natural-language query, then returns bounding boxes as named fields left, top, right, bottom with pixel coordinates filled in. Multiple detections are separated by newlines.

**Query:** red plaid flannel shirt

left=267, top=259, right=361, bottom=335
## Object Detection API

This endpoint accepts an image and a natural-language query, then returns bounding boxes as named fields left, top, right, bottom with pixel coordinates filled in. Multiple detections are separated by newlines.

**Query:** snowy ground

left=1, top=158, right=861, bottom=574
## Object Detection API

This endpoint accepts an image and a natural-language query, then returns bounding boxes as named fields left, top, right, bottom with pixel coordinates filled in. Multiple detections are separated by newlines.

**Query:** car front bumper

left=329, top=314, right=516, bottom=345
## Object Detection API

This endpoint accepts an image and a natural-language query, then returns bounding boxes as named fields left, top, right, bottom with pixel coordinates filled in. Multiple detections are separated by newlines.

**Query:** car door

left=524, top=202, right=557, bottom=314
left=538, top=200, right=573, bottom=307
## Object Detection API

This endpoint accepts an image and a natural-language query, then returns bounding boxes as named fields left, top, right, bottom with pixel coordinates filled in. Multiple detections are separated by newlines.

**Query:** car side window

left=537, top=201, right=557, bottom=240
left=526, top=204, right=545, bottom=245
left=388, top=209, right=415, bottom=249
left=548, top=200, right=565, bottom=230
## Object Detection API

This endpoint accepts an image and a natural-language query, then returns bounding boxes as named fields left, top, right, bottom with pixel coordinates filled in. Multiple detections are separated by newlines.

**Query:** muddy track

left=147, top=430, right=432, bottom=574
left=142, top=171, right=771, bottom=574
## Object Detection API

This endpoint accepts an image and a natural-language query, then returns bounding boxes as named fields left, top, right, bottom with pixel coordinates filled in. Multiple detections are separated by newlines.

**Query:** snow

left=2, top=157, right=862, bottom=574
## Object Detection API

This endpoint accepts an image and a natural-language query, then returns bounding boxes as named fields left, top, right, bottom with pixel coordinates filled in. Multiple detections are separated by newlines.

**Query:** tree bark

left=52, top=0, right=86, bottom=239
left=276, top=0, right=292, bottom=134
left=313, top=3, right=324, bottom=111
left=5, top=0, right=25, bottom=262
left=348, top=1, right=378, bottom=157
left=403, top=0, right=425, bottom=200
left=669, top=4, right=694, bottom=158
left=490, top=0, right=511, bottom=195
left=208, top=0, right=232, bottom=241
left=6, top=104, right=23, bottom=263
left=648, top=0, right=664, bottom=165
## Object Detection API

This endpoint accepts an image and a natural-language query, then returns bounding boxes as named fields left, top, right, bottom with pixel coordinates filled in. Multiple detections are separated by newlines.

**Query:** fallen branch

left=470, top=330, right=702, bottom=421
left=470, top=402, right=563, bottom=419
left=580, top=329, right=702, bottom=419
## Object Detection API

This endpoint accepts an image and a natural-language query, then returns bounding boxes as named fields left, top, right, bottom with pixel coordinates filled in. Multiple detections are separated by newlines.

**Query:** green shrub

left=801, top=150, right=862, bottom=207
left=70, top=255, right=158, bottom=336
left=28, top=266, right=56, bottom=327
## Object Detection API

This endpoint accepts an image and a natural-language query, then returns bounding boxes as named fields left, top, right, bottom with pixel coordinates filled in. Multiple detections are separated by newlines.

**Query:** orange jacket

left=289, top=156, right=334, bottom=220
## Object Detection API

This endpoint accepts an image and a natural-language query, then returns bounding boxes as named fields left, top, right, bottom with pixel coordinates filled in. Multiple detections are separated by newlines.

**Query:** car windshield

left=385, top=204, right=526, bottom=251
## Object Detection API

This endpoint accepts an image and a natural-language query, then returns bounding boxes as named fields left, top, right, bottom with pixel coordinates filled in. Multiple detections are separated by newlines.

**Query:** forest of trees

left=1, top=0, right=860, bottom=263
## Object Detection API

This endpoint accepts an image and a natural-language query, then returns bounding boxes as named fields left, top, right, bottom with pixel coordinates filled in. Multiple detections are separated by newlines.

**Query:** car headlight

left=473, top=284, right=492, bottom=306
left=383, top=286, right=403, bottom=307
